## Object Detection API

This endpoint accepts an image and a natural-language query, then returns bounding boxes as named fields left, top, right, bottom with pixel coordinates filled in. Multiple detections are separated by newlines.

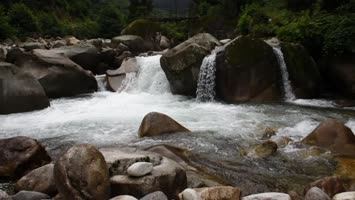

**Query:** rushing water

left=1, top=55, right=355, bottom=194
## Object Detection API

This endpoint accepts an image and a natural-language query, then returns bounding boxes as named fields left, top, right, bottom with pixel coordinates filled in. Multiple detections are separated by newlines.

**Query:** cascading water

left=272, top=46, right=297, bottom=102
left=95, top=75, right=108, bottom=92
left=196, top=47, right=223, bottom=101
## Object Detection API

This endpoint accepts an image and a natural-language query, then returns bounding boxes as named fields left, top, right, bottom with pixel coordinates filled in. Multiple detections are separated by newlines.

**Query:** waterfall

left=95, top=75, right=107, bottom=92
left=196, top=47, right=223, bottom=101
left=272, top=46, right=296, bottom=101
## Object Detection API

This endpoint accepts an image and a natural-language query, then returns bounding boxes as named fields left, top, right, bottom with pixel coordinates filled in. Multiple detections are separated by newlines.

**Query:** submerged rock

left=0, top=136, right=51, bottom=179
left=15, top=164, right=56, bottom=196
left=160, top=33, right=220, bottom=96
left=138, top=112, right=190, bottom=138
left=12, top=190, right=50, bottom=200
left=302, top=119, right=355, bottom=158
left=242, top=192, right=291, bottom=200
left=304, top=176, right=345, bottom=198
left=0, top=62, right=50, bottom=114
left=54, top=144, right=110, bottom=200
left=127, top=162, right=153, bottom=177
left=304, top=187, right=331, bottom=200
left=215, top=36, right=282, bottom=103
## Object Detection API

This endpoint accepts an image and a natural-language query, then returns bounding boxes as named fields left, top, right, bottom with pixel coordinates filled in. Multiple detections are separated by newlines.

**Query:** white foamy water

left=0, top=55, right=354, bottom=151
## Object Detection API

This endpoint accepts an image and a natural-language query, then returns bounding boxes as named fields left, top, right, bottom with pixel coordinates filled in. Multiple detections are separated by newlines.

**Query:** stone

left=66, top=36, right=80, bottom=46
left=138, top=112, right=190, bottom=138
left=181, top=188, right=200, bottom=200
left=281, top=42, right=321, bottom=98
left=0, top=46, right=7, bottom=61
left=242, top=192, right=291, bottom=200
left=288, top=191, right=302, bottom=200
left=20, top=42, right=46, bottom=51
left=0, top=62, right=50, bottom=114
left=304, top=187, right=331, bottom=200
left=106, top=58, right=139, bottom=92
left=180, top=186, right=241, bottom=200
left=248, top=141, right=278, bottom=159
left=127, top=162, right=153, bottom=177
left=302, top=119, right=355, bottom=158
left=111, top=157, right=187, bottom=199
left=12, top=191, right=50, bottom=200
left=160, top=36, right=171, bottom=50
left=100, top=148, right=161, bottom=177
left=112, top=35, right=146, bottom=53
left=215, top=36, right=282, bottom=103
left=0, top=189, right=11, bottom=199
left=275, top=136, right=293, bottom=148
left=52, top=40, right=66, bottom=48
left=259, top=127, right=276, bottom=139
left=304, top=176, right=345, bottom=198
left=11, top=49, right=97, bottom=98
left=0, top=136, right=51, bottom=179
left=160, top=33, right=220, bottom=96
left=54, top=144, right=110, bottom=200
left=15, top=164, right=56, bottom=196
left=140, top=191, right=168, bottom=200
left=333, top=192, right=355, bottom=200
left=110, top=195, right=137, bottom=200
left=114, top=51, right=133, bottom=67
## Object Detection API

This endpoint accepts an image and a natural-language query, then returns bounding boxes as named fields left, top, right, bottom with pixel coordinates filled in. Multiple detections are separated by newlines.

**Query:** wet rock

left=54, top=144, right=110, bottom=200
left=138, top=112, right=190, bottom=138
left=111, top=157, right=187, bottom=199
left=127, top=162, right=153, bottom=177
left=304, top=187, right=331, bottom=200
left=140, top=191, right=168, bottom=200
left=0, top=62, right=50, bottom=114
left=180, top=186, right=241, bottom=200
left=215, top=36, right=282, bottom=103
left=110, top=195, right=137, bottom=200
left=0, top=46, right=7, bottom=61
left=106, top=58, right=138, bottom=92
left=11, top=49, right=97, bottom=98
left=116, top=44, right=130, bottom=53
left=12, top=191, right=50, bottom=200
left=160, top=33, right=220, bottom=96
left=160, top=36, right=171, bottom=50
left=275, top=136, right=293, bottom=148
left=334, top=157, right=355, bottom=186
left=52, top=40, right=66, bottom=48
left=0, top=136, right=51, bottom=179
left=15, top=164, right=56, bottom=196
left=112, top=35, right=146, bottom=53
left=304, top=176, right=345, bottom=198
left=333, top=192, right=355, bottom=200
left=220, top=39, right=231, bottom=45
left=248, top=141, right=278, bottom=159
left=281, top=42, right=321, bottom=99
left=100, top=148, right=161, bottom=176
left=66, top=36, right=80, bottom=46
left=20, top=42, right=46, bottom=51
left=302, top=119, right=355, bottom=158
left=114, top=51, right=133, bottom=67
left=259, top=127, right=276, bottom=139
left=0, top=189, right=11, bottom=199
left=242, top=192, right=291, bottom=200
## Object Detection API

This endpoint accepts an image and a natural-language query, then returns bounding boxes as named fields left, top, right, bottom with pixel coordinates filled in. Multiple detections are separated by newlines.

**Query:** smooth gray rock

left=127, top=162, right=153, bottom=177
left=304, top=187, right=331, bottom=200
left=110, top=195, right=138, bottom=200
left=242, top=192, right=291, bottom=200
left=0, top=189, right=11, bottom=199
left=12, top=191, right=50, bottom=200
left=333, top=192, right=355, bottom=200
left=140, top=191, right=168, bottom=200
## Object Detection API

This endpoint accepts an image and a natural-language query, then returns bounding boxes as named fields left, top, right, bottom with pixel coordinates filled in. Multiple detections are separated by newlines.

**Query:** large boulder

left=111, top=156, right=187, bottom=199
left=54, top=144, right=110, bottom=200
left=138, top=112, right=190, bottom=138
left=0, top=62, right=50, bottom=114
left=15, top=164, right=57, bottom=196
left=0, top=136, right=51, bottom=179
left=160, top=33, right=220, bottom=96
left=215, top=36, right=282, bottom=103
left=50, top=44, right=101, bottom=74
left=281, top=42, right=321, bottom=98
left=112, top=35, right=146, bottom=54
left=302, top=119, right=355, bottom=158
left=12, top=49, right=97, bottom=98
left=106, top=58, right=138, bottom=92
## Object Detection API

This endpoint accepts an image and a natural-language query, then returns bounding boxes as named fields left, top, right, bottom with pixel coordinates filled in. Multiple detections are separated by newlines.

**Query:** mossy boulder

left=281, top=42, right=321, bottom=98
left=216, top=36, right=282, bottom=103
left=160, top=33, right=220, bottom=96
left=112, top=35, right=146, bottom=53
left=121, top=19, right=160, bottom=40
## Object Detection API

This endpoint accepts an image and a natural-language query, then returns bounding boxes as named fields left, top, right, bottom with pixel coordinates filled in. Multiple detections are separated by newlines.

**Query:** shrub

left=8, top=3, right=39, bottom=37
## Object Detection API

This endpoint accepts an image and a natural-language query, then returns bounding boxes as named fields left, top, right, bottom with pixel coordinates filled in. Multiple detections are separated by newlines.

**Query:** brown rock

left=54, top=144, right=110, bottom=200
left=302, top=119, right=355, bottom=158
left=304, top=187, right=331, bottom=200
left=15, top=164, right=57, bottom=196
left=0, top=136, right=51, bottom=179
left=138, top=112, right=190, bottom=138
left=304, top=176, right=345, bottom=198
left=183, top=186, right=241, bottom=200
left=260, top=127, right=276, bottom=139
left=248, top=140, right=278, bottom=159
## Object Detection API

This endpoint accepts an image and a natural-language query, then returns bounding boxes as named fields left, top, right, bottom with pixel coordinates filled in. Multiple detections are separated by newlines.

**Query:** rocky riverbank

left=0, top=112, right=354, bottom=200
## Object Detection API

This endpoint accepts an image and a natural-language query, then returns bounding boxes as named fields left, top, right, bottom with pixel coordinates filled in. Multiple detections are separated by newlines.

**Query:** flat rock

left=242, top=192, right=291, bottom=200
left=127, top=162, right=153, bottom=177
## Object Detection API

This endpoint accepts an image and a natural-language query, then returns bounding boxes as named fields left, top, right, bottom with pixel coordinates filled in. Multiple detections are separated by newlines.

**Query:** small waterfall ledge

left=196, top=46, right=224, bottom=101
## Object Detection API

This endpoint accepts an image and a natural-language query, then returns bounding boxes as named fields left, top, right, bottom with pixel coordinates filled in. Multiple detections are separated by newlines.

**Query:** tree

left=128, top=0, right=153, bottom=20
left=8, top=3, right=40, bottom=37
left=0, top=5, right=14, bottom=39
left=98, top=5, right=127, bottom=38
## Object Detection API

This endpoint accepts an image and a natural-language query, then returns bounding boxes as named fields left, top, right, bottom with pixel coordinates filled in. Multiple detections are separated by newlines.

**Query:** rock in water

left=15, top=164, right=57, bottom=196
left=0, top=62, right=50, bottom=114
left=12, top=191, right=50, bottom=200
left=304, top=187, right=331, bottom=200
left=54, top=144, right=110, bottom=200
left=302, top=119, right=355, bottom=158
left=0, top=136, right=51, bottom=179
left=138, top=112, right=190, bottom=138
left=248, top=141, right=278, bottom=159
left=215, top=36, right=282, bottom=103
left=160, top=33, right=220, bottom=96
left=127, top=162, right=153, bottom=177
